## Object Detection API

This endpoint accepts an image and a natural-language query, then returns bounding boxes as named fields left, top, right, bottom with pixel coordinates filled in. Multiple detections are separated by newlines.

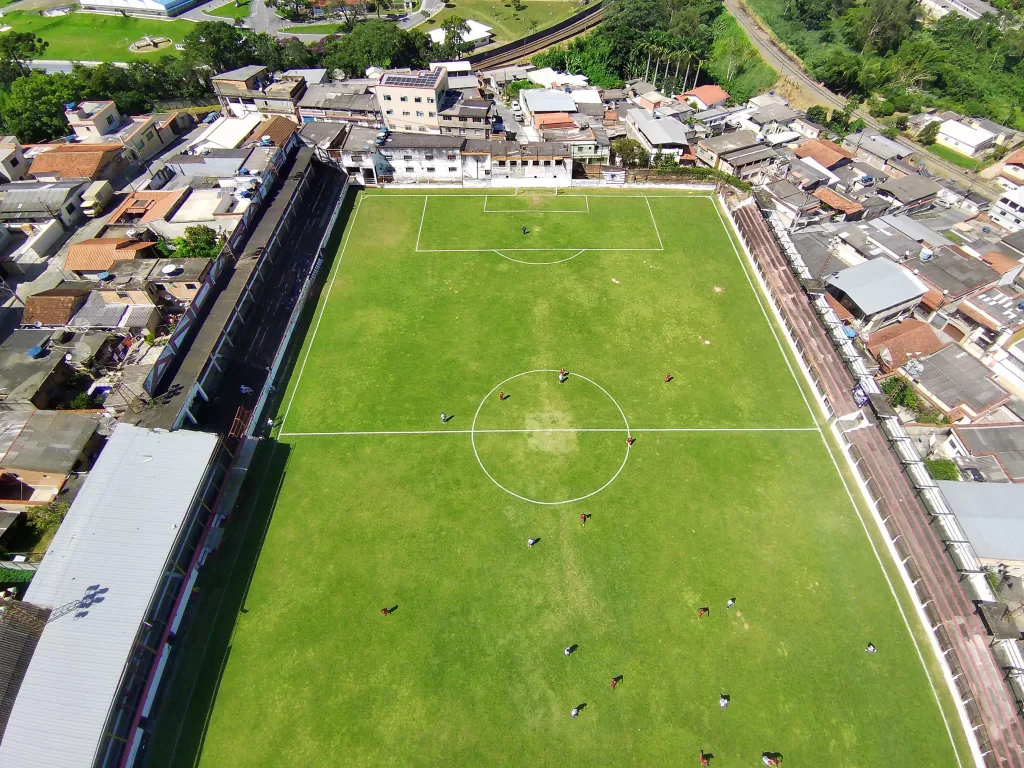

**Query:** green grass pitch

left=181, top=190, right=965, bottom=767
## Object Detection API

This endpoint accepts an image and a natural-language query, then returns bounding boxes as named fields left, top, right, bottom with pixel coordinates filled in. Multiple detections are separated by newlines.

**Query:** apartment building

left=373, top=69, right=449, bottom=134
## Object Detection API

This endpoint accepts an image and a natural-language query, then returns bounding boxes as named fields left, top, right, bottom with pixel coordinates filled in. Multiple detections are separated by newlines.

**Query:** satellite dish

left=34, top=320, right=43, bottom=329
left=161, top=264, right=181, bottom=275
left=96, top=271, right=112, bottom=281
left=64, top=353, right=73, bottom=363
left=261, top=135, right=271, bottom=142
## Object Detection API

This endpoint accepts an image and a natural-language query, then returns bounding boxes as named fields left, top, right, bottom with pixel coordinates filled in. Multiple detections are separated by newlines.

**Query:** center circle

left=470, top=370, right=630, bottom=505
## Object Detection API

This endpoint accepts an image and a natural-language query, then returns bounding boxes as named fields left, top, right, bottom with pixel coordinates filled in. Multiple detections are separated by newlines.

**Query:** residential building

left=538, top=126, right=610, bottom=166
left=375, top=133, right=466, bottom=183
left=65, top=238, right=159, bottom=278
left=520, top=89, right=577, bottom=124
left=919, top=0, right=995, bottom=19
left=864, top=318, right=946, bottom=372
left=998, top=147, right=1024, bottom=192
left=0, top=410, right=103, bottom=503
left=717, top=145, right=778, bottom=182
left=824, top=257, right=927, bottom=332
left=299, top=121, right=348, bottom=164
left=373, top=68, right=448, bottom=134
left=0, top=330, right=76, bottom=408
left=990, top=187, right=1024, bottom=233
left=245, top=115, right=300, bottom=148
left=791, top=117, right=827, bottom=140
left=843, top=131, right=914, bottom=172
left=905, top=345, right=1011, bottom=421
left=212, top=66, right=306, bottom=121
left=527, top=68, right=588, bottom=89
left=747, top=104, right=799, bottom=134
left=61, top=101, right=173, bottom=162
left=427, top=19, right=494, bottom=49
left=935, top=119, right=995, bottom=158
left=298, top=81, right=381, bottom=127
left=0, top=424, right=222, bottom=768
left=812, top=187, right=865, bottom=221
left=481, top=65, right=532, bottom=93
left=438, top=96, right=493, bottom=139
left=0, top=181, right=86, bottom=228
left=876, top=174, right=941, bottom=211
left=679, top=85, right=730, bottom=111
left=793, top=138, right=855, bottom=170
left=938, top=483, right=1024, bottom=579
left=22, top=286, right=91, bottom=327
left=760, top=180, right=822, bottom=229
left=0, top=137, right=28, bottom=182
left=625, top=109, right=692, bottom=162
left=487, top=141, right=572, bottom=183
left=66, top=289, right=160, bottom=334
left=0, top=219, right=66, bottom=278
left=940, top=423, right=1024, bottom=483
left=904, top=244, right=1001, bottom=316
left=27, top=145, right=128, bottom=182
left=695, top=130, right=759, bottom=170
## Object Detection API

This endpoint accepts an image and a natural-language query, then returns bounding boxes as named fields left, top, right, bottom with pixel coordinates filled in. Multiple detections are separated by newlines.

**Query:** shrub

left=68, top=392, right=96, bottom=410
left=26, top=501, right=69, bottom=533
left=918, top=120, right=940, bottom=145
left=924, top=458, right=960, bottom=481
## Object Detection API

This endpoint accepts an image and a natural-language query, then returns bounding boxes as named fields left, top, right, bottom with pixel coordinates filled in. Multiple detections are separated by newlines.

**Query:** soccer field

left=170, top=190, right=967, bottom=767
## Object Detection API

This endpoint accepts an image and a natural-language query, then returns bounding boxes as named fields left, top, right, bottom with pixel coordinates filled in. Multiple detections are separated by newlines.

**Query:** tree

left=182, top=21, right=257, bottom=73
left=808, top=45, right=864, bottom=93
left=917, top=119, right=940, bottom=145
left=841, top=0, right=919, bottom=56
left=26, top=501, right=69, bottom=533
left=881, top=124, right=900, bottom=138
left=321, top=20, right=428, bottom=74
left=0, top=31, right=48, bottom=88
left=173, top=225, right=223, bottom=259
left=0, top=72, right=79, bottom=143
left=435, top=15, right=473, bottom=59
left=611, top=137, right=648, bottom=167
left=806, top=105, right=828, bottom=124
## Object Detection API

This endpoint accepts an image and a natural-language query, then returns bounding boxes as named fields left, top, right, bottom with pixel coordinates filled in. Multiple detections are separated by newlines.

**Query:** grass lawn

left=0, top=10, right=194, bottom=61
left=430, top=0, right=579, bottom=44
left=147, top=190, right=968, bottom=768
left=279, top=22, right=346, bottom=33
left=924, top=142, right=983, bottom=170
left=206, top=0, right=251, bottom=19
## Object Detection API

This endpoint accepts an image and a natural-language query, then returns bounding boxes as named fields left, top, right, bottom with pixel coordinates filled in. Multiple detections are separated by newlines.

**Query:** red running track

left=729, top=200, right=1024, bottom=768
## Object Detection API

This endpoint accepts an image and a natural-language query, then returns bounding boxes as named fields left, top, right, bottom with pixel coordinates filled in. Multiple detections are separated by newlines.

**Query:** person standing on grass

left=522, top=226, right=529, bottom=235
left=719, top=695, right=729, bottom=709
left=380, top=607, right=389, bottom=617
left=665, top=373, right=673, bottom=383
left=571, top=706, right=579, bottom=718
left=559, top=368, right=568, bottom=383
left=699, top=751, right=710, bottom=766
left=565, top=646, right=573, bottom=657
left=499, top=391, right=507, bottom=401
left=610, top=678, right=618, bottom=690
left=698, top=607, right=708, bottom=620
left=866, top=642, right=877, bottom=653
left=627, top=436, right=635, bottom=446
left=727, top=598, right=735, bottom=608
left=440, top=412, right=447, bottom=424
left=528, top=538, right=536, bottom=547
left=580, top=513, right=587, bottom=526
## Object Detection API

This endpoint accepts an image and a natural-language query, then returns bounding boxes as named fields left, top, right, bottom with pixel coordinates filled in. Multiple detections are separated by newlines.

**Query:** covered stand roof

left=0, top=424, right=219, bottom=768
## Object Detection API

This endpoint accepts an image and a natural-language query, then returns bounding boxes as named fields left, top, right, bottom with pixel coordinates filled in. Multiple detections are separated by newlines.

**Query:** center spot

left=470, top=370, right=630, bottom=506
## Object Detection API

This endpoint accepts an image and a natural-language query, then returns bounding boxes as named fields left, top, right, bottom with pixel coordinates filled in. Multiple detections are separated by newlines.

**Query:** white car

left=510, top=100, right=521, bottom=111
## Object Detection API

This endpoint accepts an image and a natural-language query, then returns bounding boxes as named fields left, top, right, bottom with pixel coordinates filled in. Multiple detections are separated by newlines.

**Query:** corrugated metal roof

left=0, top=424, right=218, bottom=768
left=825, top=257, right=926, bottom=315
left=937, top=480, right=1024, bottom=561
left=521, top=89, right=577, bottom=114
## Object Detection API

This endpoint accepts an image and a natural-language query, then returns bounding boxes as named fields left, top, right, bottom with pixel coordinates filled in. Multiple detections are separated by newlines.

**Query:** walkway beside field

left=728, top=198, right=1024, bottom=768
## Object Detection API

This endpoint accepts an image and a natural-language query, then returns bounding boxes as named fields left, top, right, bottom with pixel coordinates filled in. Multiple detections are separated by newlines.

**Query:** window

left=448, top=166, right=457, bottom=172
left=405, top=166, right=414, bottom=172
left=117, top=291, right=130, bottom=299
left=9, top=157, right=18, bottom=167
left=106, top=114, right=114, bottom=125
left=384, top=95, right=392, bottom=101
left=426, top=167, right=435, bottom=173
left=154, top=283, right=166, bottom=290
left=555, top=160, right=563, bottom=166
left=472, top=117, right=481, bottom=123
left=414, top=97, right=422, bottom=103
left=419, top=126, right=427, bottom=132
left=146, top=130, right=154, bottom=141
left=427, top=97, right=434, bottom=104
left=532, top=160, right=540, bottom=166
left=544, top=160, right=551, bottom=166
left=384, top=154, right=394, bottom=160
left=65, top=204, right=74, bottom=214
left=351, top=154, right=364, bottom=161
left=400, top=96, right=408, bottom=102
left=443, top=116, right=453, bottom=121
left=186, top=283, right=198, bottom=290
left=429, top=112, right=436, bottom=117
left=510, top=161, right=517, bottom=167
left=136, top=139, right=145, bottom=150
left=416, top=111, right=424, bottom=117
left=497, top=160, right=506, bottom=167
left=445, top=128, right=453, bottom=133
left=404, top=155, right=413, bottom=160
left=425, top=155, right=434, bottom=160
left=386, top=109, right=393, bottom=115
left=447, top=154, right=456, bottom=161
left=402, top=111, right=410, bottom=116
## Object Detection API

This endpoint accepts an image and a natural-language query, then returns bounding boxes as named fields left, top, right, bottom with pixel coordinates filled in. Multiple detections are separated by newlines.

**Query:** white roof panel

left=0, top=423, right=219, bottom=768
left=939, top=119, right=994, bottom=147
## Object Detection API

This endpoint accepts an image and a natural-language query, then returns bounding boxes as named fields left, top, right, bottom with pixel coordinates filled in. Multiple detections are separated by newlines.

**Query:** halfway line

left=279, top=427, right=820, bottom=437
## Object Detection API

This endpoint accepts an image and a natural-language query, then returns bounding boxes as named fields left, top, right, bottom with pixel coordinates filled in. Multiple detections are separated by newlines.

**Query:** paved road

left=730, top=197, right=1024, bottom=768
left=723, top=0, right=1001, bottom=200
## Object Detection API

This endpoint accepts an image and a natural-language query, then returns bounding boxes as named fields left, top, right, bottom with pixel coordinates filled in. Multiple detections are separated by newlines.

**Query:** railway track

left=469, top=3, right=606, bottom=70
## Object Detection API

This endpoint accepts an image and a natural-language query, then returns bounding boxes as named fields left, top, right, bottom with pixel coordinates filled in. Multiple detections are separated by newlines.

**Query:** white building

left=625, top=108, right=692, bottom=162
left=428, top=19, right=494, bottom=50
left=935, top=119, right=995, bottom=158
left=78, top=0, right=203, bottom=16
left=989, top=187, right=1024, bottom=233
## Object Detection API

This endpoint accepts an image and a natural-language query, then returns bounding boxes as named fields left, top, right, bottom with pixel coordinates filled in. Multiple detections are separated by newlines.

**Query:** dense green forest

left=0, top=18, right=474, bottom=142
left=533, top=0, right=776, bottom=102
left=743, top=0, right=1024, bottom=127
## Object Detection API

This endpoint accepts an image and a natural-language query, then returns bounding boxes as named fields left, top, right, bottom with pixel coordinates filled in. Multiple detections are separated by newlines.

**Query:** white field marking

left=279, top=426, right=821, bottom=437
left=415, top=195, right=428, bottom=252
left=417, top=247, right=663, bottom=252
left=280, top=195, right=365, bottom=431
left=482, top=195, right=590, bottom=213
left=469, top=369, right=631, bottom=506
left=714, top=197, right=965, bottom=768
left=360, top=194, right=714, bottom=199
left=493, top=249, right=586, bottom=265
left=645, top=196, right=666, bottom=251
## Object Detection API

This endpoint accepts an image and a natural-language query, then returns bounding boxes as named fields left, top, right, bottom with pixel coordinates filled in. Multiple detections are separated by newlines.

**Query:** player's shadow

left=613, top=674, right=624, bottom=684
left=388, top=605, right=400, bottom=614
left=574, top=702, right=587, bottom=712
left=566, top=644, right=579, bottom=655
left=442, top=414, right=454, bottom=423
